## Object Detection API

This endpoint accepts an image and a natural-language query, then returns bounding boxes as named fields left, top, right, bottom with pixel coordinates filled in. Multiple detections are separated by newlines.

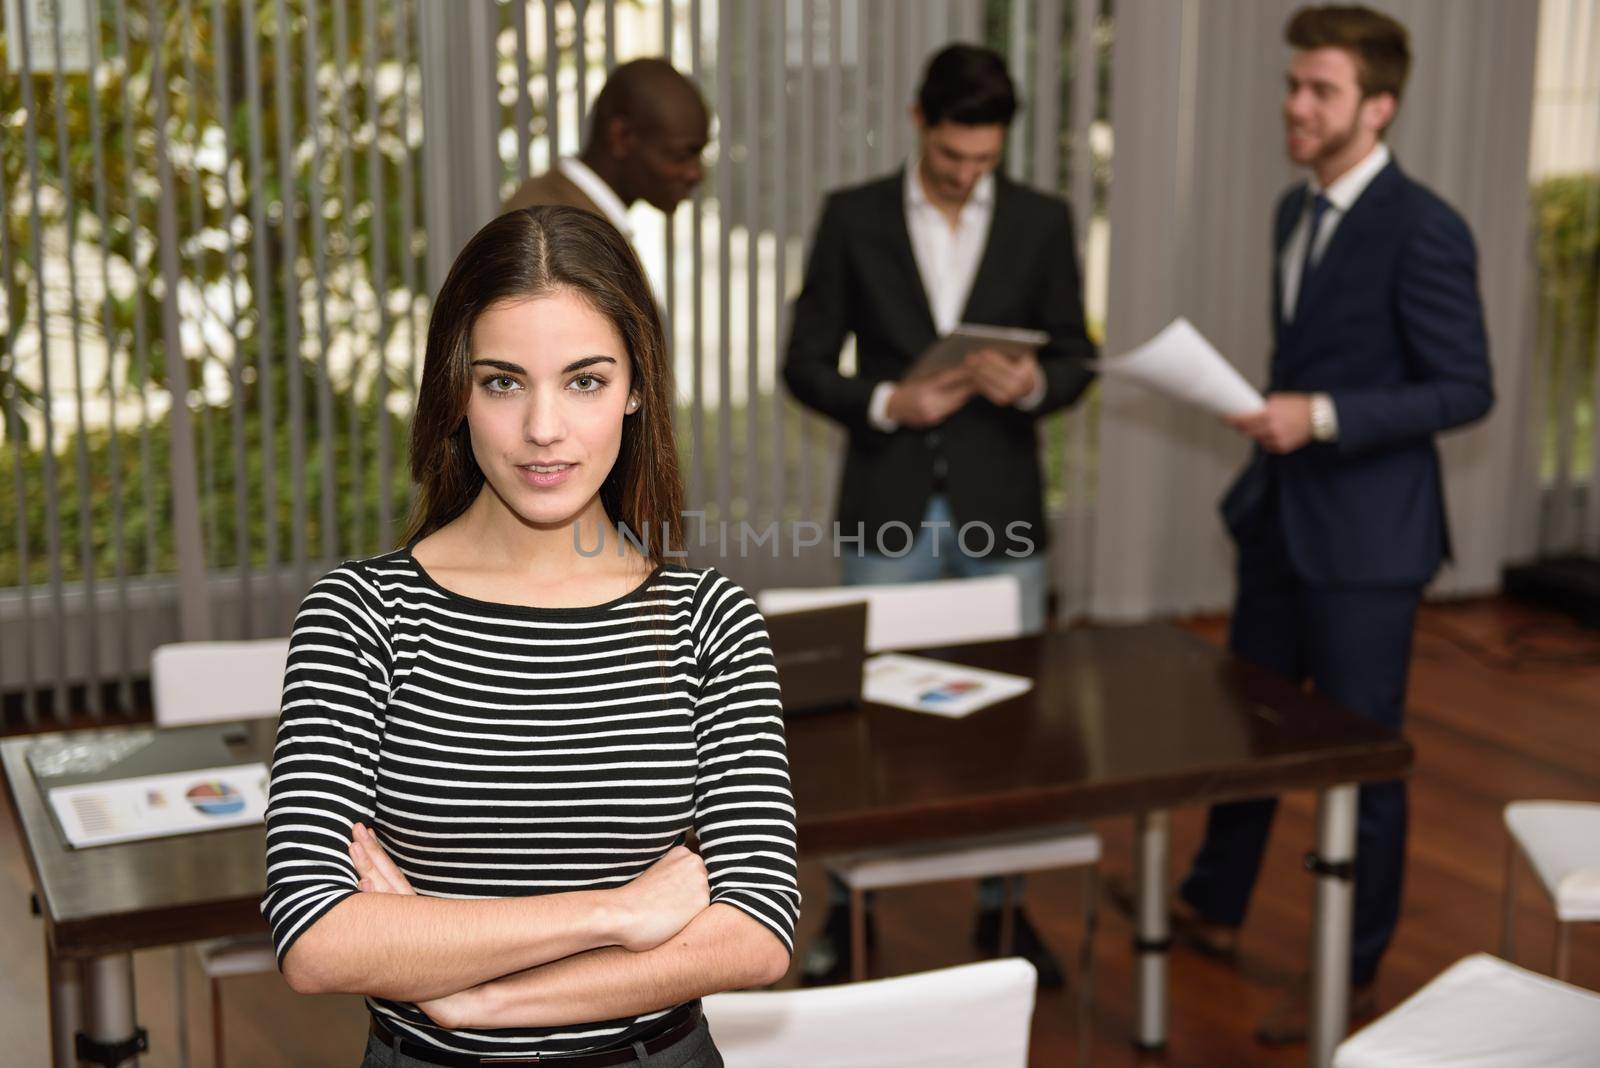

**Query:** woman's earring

left=626, top=397, right=640, bottom=414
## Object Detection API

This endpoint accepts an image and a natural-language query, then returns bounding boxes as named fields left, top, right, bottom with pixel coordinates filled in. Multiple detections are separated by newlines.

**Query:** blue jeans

left=839, top=495, right=1049, bottom=635
left=836, top=495, right=1047, bottom=912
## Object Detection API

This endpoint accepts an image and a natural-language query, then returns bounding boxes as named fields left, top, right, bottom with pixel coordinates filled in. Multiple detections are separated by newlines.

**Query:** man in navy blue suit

left=1171, top=5, right=1494, bottom=1044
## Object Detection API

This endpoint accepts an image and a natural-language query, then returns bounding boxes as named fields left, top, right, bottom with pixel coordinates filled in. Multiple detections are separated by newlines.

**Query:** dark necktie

left=1294, top=191, right=1333, bottom=321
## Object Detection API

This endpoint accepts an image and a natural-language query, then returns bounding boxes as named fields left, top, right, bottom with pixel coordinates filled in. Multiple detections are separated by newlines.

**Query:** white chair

left=1333, top=954, right=1600, bottom=1068
left=758, top=578, right=1099, bottom=1042
left=150, top=639, right=291, bottom=727
left=829, top=825, right=1099, bottom=1063
left=706, top=958, right=1037, bottom=1068
left=758, top=574, right=1025, bottom=652
left=1501, top=800, right=1600, bottom=979
left=151, top=639, right=289, bottom=1067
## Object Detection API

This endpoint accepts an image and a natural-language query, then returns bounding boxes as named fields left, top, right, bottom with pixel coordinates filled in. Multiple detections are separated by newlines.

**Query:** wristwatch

left=1310, top=393, right=1339, bottom=443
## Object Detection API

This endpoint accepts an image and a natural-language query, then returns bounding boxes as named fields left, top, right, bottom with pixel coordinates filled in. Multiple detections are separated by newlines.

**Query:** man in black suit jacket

left=783, top=44, right=1096, bottom=987
left=783, top=47, right=1096, bottom=633
left=1169, top=6, right=1493, bottom=1044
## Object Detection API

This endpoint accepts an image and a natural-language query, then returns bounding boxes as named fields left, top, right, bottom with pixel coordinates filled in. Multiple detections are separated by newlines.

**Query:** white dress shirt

left=557, top=157, right=633, bottom=239
left=1279, top=141, right=1390, bottom=321
left=905, top=161, right=994, bottom=336
left=869, top=162, right=1045, bottom=431
left=1276, top=141, right=1390, bottom=443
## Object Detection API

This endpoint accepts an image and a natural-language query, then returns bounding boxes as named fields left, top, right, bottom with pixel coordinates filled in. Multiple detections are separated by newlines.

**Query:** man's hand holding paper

left=1228, top=393, right=1315, bottom=453
left=1095, top=317, right=1330, bottom=453
left=1097, top=317, right=1265, bottom=419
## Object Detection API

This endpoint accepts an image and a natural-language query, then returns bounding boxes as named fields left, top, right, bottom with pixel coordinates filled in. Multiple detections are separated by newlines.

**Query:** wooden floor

left=2, top=597, right=1596, bottom=1067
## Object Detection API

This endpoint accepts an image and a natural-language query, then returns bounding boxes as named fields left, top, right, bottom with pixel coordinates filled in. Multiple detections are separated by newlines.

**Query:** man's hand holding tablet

left=885, top=365, right=975, bottom=428
left=965, top=347, right=1042, bottom=407
left=884, top=323, right=1049, bottom=424
left=905, top=323, right=1051, bottom=382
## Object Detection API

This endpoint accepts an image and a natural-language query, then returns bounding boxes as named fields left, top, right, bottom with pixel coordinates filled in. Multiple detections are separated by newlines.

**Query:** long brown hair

left=402, top=206, right=684, bottom=562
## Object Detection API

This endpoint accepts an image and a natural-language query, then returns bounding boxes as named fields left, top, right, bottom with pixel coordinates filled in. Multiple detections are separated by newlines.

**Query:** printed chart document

left=47, top=762, right=270, bottom=848
left=863, top=654, right=1034, bottom=718
left=1097, top=317, right=1264, bottom=417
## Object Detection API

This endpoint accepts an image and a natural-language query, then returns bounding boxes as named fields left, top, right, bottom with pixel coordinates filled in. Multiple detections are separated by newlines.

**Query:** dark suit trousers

left=1178, top=508, right=1420, bottom=987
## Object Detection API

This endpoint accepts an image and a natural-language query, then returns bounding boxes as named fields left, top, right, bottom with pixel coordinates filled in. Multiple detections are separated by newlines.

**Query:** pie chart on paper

left=185, top=780, right=247, bottom=817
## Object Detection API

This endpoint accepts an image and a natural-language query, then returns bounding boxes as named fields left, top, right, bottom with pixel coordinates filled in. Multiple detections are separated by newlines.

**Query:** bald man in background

left=502, top=57, right=709, bottom=240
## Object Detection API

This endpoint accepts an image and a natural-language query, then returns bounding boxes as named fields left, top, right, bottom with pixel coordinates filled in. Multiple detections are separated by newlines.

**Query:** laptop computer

left=764, top=600, right=868, bottom=715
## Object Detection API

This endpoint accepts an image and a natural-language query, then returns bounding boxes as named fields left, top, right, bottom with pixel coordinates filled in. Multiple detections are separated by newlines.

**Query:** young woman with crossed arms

left=262, top=206, right=799, bottom=1067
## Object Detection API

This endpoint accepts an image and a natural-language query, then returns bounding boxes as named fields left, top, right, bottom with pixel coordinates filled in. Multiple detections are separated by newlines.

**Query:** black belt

left=367, top=1002, right=700, bottom=1067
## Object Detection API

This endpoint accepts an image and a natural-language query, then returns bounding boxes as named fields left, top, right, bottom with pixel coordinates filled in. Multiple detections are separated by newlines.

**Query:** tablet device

left=905, top=323, right=1050, bottom=382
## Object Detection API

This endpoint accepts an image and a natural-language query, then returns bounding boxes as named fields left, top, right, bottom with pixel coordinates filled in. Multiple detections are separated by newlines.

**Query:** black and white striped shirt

left=261, top=549, right=799, bottom=1057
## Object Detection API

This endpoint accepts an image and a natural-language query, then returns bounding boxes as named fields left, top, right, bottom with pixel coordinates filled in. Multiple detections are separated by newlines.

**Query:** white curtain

left=1088, top=0, right=1541, bottom=620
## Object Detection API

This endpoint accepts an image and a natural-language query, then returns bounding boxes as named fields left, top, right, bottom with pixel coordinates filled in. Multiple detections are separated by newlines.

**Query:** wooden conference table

left=4, top=623, right=1410, bottom=1068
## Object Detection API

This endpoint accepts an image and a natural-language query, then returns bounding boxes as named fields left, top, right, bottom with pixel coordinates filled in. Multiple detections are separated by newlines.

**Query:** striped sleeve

left=688, top=570, right=801, bottom=953
left=260, top=562, right=392, bottom=968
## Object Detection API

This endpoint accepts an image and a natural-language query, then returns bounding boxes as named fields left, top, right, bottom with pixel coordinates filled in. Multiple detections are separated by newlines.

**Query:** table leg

left=83, top=953, right=144, bottom=1067
left=1309, top=784, right=1358, bottom=1068
left=46, top=938, right=84, bottom=1068
left=1133, top=809, right=1170, bottom=1051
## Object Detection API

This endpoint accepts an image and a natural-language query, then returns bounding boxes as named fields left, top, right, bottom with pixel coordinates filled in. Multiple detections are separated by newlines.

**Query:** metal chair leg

left=1554, top=922, right=1572, bottom=982
left=1501, top=837, right=1518, bottom=962
left=849, top=886, right=868, bottom=983
left=999, top=876, right=1017, bottom=957
left=174, top=947, right=190, bottom=1068
left=1078, top=866, right=1098, bottom=1068
left=210, top=975, right=226, bottom=1068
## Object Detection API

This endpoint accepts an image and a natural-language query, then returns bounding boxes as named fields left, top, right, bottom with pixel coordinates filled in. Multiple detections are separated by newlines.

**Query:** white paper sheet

left=47, top=762, right=270, bottom=848
left=862, top=654, right=1034, bottom=719
left=1096, top=317, right=1265, bottom=417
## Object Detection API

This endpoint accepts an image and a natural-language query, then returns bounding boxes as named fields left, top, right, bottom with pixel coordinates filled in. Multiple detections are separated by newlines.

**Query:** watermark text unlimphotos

left=574, top=512, right=1035, bottom=559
